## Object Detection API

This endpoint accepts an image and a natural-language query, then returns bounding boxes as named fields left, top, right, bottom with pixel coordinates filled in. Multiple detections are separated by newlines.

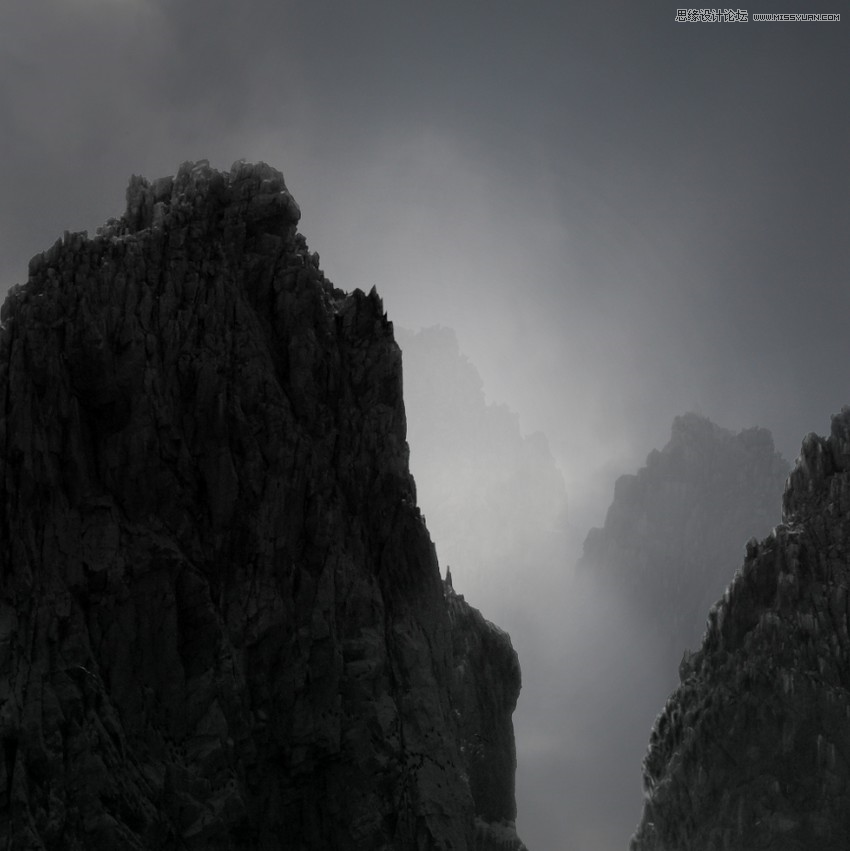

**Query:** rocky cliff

left=0, top=160, right=526, bottom=850
left=631, top=409, right=850, bottom=849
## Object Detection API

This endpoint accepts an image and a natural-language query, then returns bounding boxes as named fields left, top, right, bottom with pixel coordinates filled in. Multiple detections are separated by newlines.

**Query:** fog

left=2, top=1, right=848, bottom=848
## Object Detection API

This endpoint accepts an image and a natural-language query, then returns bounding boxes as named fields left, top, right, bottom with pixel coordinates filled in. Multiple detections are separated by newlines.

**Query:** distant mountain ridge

left=397, top=326, right=568, bottom=611
left=581, top=412, right=790, bottom=666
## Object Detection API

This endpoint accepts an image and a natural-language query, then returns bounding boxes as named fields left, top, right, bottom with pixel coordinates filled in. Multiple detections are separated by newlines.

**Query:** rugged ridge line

left=0, top=161, right=526, bottom=850
left=631, top=409, right=850, bottom=850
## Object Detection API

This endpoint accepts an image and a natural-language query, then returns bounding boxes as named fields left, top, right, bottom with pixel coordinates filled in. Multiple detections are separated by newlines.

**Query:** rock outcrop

left=446, top=585, right=524, bottom=851
left=581, top=412, right=789, bottom=668
left=0, top=161, right=526, bottom=850
left=632, top=409, right=850, bottom=850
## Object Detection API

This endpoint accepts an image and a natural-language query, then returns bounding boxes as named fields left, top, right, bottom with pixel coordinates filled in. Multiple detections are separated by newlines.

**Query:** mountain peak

left=0, top=162, right=526, bottom=850
left=123, top=160, right=300, bottom=235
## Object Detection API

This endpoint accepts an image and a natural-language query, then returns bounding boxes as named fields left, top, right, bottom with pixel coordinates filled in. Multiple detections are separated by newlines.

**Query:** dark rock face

left=581, top=412, right=789, bottom=668
left=446, top=587, right=523, bottom=851
left=632, top=409, right=850, bottom=850
left=0, top=161, right=526, bottom=850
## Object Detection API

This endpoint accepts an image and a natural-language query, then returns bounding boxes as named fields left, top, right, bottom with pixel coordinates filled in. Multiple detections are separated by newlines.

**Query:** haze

left=1, top=1, right=847, bottom=849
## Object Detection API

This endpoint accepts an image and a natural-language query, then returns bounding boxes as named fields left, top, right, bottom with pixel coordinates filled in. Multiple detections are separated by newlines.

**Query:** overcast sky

left=2, top=1, right=848, bottom=848
left=3, top=0, right=848, bottom=499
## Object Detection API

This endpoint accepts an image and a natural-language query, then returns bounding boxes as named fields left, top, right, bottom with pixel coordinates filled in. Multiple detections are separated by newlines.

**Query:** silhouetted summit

left=0, top=161, right=526, bottom=850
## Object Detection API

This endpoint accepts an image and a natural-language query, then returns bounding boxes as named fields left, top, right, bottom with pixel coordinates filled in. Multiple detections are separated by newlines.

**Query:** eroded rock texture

left=632, top=409, right=850, bottom=850
left=0, top=161, right=526, bottom=850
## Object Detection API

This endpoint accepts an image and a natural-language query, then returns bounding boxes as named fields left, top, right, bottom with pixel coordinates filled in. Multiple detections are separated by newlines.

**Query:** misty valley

left=0, top=161, right=848, bottom=851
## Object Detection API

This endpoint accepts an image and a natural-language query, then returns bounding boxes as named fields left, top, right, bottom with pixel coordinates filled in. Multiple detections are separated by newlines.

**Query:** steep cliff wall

left=632, top=409, right=850, bottom=850
left=0, top=161, right=526, bottom=850
left=445, top=586, right=524, bottom=851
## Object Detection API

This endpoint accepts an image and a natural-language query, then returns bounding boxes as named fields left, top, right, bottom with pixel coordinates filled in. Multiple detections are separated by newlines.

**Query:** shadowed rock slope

left=0, top=161, right=526, bottom=850
left=632, top=409, right=850, bottom=850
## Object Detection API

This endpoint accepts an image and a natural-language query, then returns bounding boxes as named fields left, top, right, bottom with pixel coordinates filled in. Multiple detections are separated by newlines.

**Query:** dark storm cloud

left=2, top=2, right=848, bottom=848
